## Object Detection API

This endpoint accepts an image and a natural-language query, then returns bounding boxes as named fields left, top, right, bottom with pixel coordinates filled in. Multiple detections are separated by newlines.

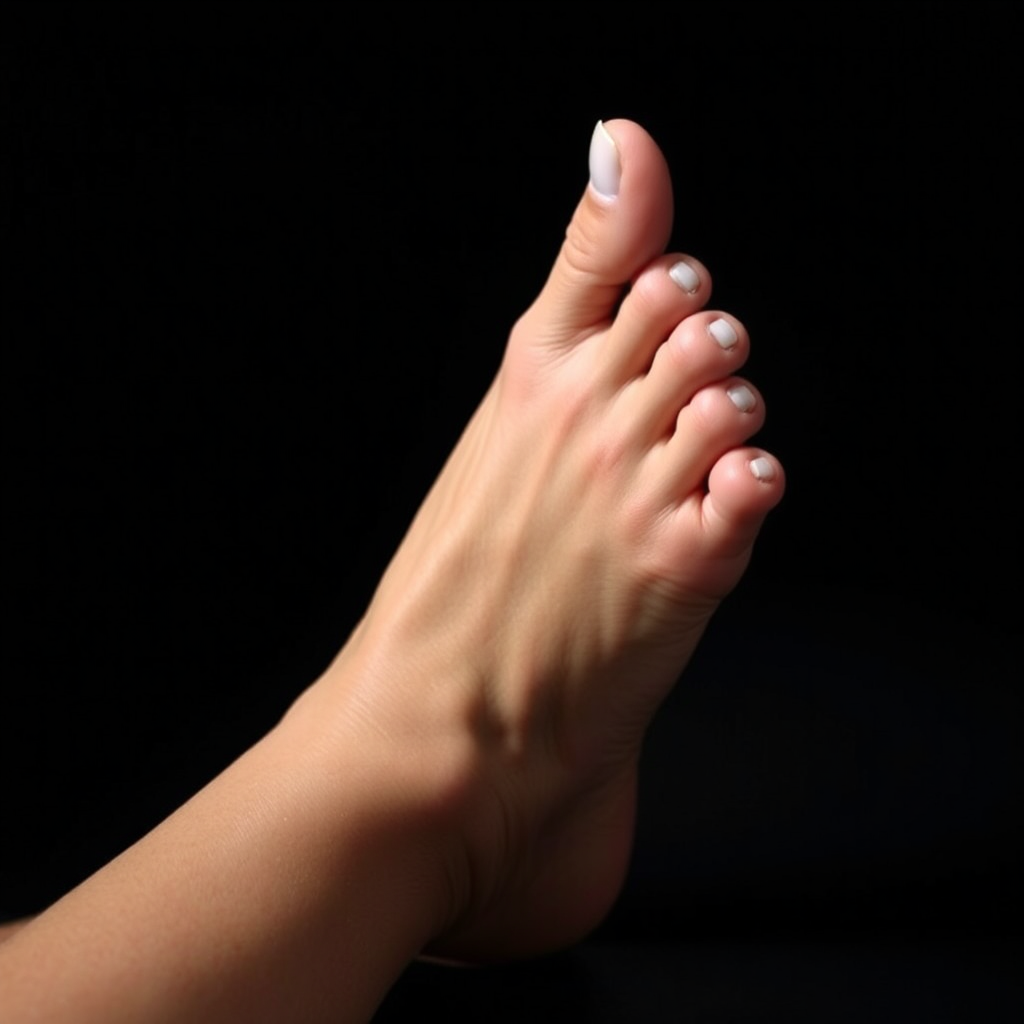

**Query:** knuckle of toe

left=562, top=216, right=604, bottom=276
left=627, top=271, right=665, bottom=320
left=685, top=391, right=722, bottom=437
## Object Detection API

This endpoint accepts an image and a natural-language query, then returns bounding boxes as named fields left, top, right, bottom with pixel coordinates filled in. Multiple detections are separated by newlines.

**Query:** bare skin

left=0, top=120, right=783, bottom=1022
left=0, top=921, right=27, bottom=944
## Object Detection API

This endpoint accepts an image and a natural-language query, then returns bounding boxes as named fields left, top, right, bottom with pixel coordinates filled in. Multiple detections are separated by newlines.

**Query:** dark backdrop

left=3, top=4, right=1021, bottom=1021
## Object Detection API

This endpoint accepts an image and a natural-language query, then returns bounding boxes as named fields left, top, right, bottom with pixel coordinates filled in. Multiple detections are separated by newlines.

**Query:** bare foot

left=303, top=120, right=784, bottom=961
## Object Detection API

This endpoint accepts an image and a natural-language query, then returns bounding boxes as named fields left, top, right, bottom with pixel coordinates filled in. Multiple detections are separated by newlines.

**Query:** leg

left=0, top=120, right=783, bottom=1022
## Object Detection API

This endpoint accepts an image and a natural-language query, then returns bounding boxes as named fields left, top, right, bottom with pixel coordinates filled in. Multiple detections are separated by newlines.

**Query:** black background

left=2, top=4, right=1021, bottom=1020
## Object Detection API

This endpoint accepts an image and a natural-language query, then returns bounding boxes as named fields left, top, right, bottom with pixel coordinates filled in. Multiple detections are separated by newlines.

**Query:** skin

left=0, top=120, right=783, bottom=1023
left=0, top=922, right=26, bottom=944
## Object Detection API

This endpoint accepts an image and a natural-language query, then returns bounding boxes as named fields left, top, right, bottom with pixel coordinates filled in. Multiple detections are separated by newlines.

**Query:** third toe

left=628, top=313, right=750, bottom=442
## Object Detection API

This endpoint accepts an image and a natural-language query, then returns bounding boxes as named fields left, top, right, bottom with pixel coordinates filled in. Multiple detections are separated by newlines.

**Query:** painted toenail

left=749, top=457, right=775, bottom=481
left=589, top=120, right=621, bottom=199
left=727, top=385, right=756, bottom=412
left=669, top=261, right=701, bottom=294
left=708, top=318, right=739, bottom=350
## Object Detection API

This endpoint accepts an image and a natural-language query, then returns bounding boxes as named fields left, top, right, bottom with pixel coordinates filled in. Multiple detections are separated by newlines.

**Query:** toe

left=656, top=447, right=785, bottom=600
left=653, top=377, right=766, bottom=502
left=597, top=254, right=714, bottom=383
left=700, top=448, right=786, bottom=557
left=625, top=311, right=749, bottom=442
left=512, top=119, right=674, bottom=354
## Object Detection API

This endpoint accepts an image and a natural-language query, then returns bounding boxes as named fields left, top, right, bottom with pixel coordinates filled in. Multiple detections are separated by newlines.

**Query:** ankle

left=280, top=644, right=486, bottom=937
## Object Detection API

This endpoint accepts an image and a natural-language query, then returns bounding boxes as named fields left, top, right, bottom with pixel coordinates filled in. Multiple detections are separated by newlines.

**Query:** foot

left=312, top=120, right=784, bottom=960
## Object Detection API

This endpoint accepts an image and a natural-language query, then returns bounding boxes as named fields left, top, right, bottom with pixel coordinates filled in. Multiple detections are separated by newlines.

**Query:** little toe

left=700, top=448, right=786, bottom=558
left=654, top=447, right=785, bottom=602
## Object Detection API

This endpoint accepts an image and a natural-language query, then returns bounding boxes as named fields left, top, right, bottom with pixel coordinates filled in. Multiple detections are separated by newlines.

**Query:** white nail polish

left=669, top=261, right=700, bottom=294
left=589, top=120, right=621, bottom=199
left=749, top=457, right=775, bottom=481
left=727, top=385, right=756, bottom=412
left=708, top=318, right=739, bottom=350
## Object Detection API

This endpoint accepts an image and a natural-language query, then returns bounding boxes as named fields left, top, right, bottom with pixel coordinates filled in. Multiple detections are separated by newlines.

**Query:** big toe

left=514, top=119, right=674, bottom=352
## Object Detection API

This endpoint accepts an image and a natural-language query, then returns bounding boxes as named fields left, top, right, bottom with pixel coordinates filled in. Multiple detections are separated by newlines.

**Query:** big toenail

left=708, top=318, right=739, bottom=350
left=589, top=121, right=621, bottom=199
left=669, top=261, right=701, bottom=294
left=727, top=385, right=756, bottom=412
left=749, top=457, right=775, bottom=481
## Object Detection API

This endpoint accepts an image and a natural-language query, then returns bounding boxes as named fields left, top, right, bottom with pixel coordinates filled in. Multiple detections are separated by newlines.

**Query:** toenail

left=727, top=384, right=756, bottom=412
left=708, top=318, right=739, bottom=350
left=749, top=457, right=775, bottom=481
left=669, top=260, right=701, bottom=294
left=589, top=120, right=621, bottom=199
